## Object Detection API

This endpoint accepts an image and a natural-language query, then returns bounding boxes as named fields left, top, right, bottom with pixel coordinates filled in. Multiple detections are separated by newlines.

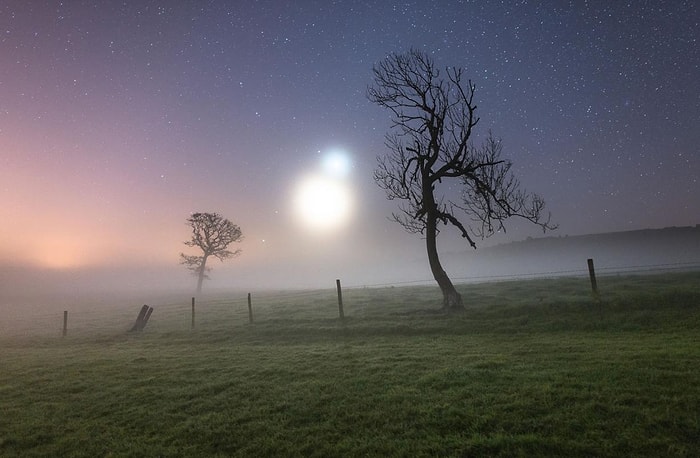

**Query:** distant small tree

left=180, top=212, right=243, bottom=293
left=368, top=49, right=555, bottom=312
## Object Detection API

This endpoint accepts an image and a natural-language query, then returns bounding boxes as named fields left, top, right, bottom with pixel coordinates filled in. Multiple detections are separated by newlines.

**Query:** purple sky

left=1, top=0, right=698, bottom=292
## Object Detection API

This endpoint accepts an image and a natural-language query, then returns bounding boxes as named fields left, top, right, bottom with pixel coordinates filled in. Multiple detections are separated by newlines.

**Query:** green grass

left=2, top=272, right=700, bottom=456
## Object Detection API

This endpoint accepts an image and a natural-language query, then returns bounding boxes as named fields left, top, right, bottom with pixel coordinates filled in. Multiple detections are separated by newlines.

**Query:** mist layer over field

left=1, top=226, right=698, bottom=343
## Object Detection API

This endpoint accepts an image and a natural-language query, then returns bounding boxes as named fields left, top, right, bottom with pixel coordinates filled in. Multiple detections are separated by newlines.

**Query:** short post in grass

left=129, top=305, right=152, bottom=332
left=191, top=297, right=195, bottom=330
left=247, top=292, right=253, bottom=324
left=587, top=258, right=600, bottom=301
left=143, top=305, right=154, bottom=328
left=336, top=279, right=345, bottom=320
left=63, top=310, right=68, bottom=337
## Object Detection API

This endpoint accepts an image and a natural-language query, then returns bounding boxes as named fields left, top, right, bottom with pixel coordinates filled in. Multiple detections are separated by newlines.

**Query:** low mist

left=2, top=226, right=698, bottom=338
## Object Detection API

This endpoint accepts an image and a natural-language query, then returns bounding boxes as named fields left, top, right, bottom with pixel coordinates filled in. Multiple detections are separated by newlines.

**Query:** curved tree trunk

left=196, top=255, right=208, bottom=294
left=426, top=213, right=464, bottom=312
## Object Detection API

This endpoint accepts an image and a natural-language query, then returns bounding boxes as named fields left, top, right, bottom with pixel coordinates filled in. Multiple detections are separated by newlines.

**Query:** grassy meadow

left=2, top=272, right=700, bottom=457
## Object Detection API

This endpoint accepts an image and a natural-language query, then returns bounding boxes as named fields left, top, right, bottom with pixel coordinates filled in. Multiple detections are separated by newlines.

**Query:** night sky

left=1, top=1, right=698, bottom=292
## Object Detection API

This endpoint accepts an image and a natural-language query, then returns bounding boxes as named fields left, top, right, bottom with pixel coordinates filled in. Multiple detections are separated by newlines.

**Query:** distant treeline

left=443, top=226, right=700, bottom=280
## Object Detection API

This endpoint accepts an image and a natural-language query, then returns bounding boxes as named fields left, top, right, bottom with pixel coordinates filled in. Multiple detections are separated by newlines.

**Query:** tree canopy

left=180, top=212, right=243, bottom=293
left=368, top=49, right=555, bottom=310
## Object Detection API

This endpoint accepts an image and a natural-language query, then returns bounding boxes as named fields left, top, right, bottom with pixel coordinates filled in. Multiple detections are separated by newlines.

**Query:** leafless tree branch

left=367, top=49, right=555, bottom=310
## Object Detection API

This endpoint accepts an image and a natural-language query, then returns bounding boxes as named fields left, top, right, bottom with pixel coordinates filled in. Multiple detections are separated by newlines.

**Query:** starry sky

left=1, top=1, right=698, bottom=292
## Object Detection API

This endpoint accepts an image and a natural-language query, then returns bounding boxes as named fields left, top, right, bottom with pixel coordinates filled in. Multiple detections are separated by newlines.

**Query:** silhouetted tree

left=180, top=212, right=242, bottom=294
left=368, top=49, right=555, bottom=312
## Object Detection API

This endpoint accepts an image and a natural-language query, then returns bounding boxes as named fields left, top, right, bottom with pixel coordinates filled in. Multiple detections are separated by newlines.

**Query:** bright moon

left=321, top=151, right=351, bottom=177
left=294, top=175, right=352, bottom=231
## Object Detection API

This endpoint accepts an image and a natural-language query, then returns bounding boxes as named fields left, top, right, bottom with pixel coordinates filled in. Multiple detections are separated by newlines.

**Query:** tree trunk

left=196, top=255, right=208, bottom=294
left=425, top=212, right=464, bottom=312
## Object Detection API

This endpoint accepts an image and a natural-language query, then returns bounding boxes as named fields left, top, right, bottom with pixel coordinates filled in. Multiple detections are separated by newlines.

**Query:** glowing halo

left=321, top=151, right=351, bottom=177
left=293, top=174, right=353, bottom=231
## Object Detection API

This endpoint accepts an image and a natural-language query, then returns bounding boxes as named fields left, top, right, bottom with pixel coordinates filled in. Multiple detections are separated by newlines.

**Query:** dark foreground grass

left=2, top=272, right=700, bottom=457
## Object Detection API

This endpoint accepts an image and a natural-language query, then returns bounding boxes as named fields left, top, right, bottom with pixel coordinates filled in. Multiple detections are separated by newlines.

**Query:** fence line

left=176, top=260, right=700, bottom=304
left=135, top=259, right=700, bottom=308
left=342, top=260, right=700, bottom=290
left=4, top=260, right=699, bottom=338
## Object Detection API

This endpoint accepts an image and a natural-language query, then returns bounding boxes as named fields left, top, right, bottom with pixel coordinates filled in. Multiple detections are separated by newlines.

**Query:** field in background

left=2, top=272, right=700, bottom=456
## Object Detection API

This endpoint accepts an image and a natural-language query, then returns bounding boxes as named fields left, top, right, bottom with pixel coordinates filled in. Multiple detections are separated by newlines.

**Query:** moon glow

left=293, top=151, right=354, bottom=232
left=294, top=175, right=352, bottom=231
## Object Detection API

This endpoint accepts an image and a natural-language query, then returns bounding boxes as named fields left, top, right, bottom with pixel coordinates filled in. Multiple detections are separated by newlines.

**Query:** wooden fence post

left=247, top=293, right=253, bottom=324
left=191, top=297, right=195, bottom=330
left=129, top=304, right=152, bottom=332
left=587, top=258, right=600, bottom=300
left=336, top=279, right=345, bottom=320
left=63, top=310, right=68, bottom=337
left=143, top=306, right=154, bottom=327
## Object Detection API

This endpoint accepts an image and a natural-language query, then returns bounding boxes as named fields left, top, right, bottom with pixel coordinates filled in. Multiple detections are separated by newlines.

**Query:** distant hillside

left=443, top=226, right=700, bottom=280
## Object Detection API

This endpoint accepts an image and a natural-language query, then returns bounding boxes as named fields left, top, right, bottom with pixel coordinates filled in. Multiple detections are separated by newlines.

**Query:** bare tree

left=368, top=49, right=555, bottom=312
left=180, top=212, right=243, bottom=294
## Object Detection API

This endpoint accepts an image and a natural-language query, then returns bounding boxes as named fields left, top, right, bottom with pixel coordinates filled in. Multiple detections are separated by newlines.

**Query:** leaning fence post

left=129, top=305, right=151, bottom=332
left=63, top=310, right=68, bottom=337
left=336, top=279, right=345, bottom=320
left=587, top=258, right=600, bottom=300
left=143, top=306, right=154, bottom=328
left=191, top=297, right=196, bottom=330
left=247, top=293, right=253, bottom=324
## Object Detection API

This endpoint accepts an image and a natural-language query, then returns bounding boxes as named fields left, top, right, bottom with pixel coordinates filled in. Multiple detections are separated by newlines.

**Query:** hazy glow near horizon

left=33, top=239, right=87, bottom=269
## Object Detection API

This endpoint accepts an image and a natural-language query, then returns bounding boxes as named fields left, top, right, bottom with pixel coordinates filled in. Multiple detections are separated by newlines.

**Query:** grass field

left=2, top=272, right=700, bottom=457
